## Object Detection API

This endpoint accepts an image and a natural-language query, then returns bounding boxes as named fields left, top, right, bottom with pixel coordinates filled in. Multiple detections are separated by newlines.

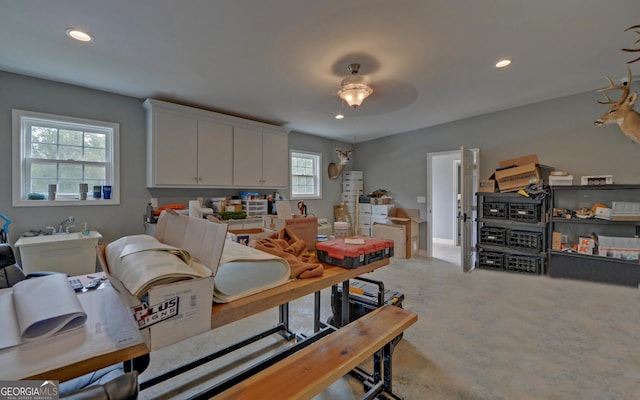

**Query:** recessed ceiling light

left=495, top=59, right=512, bottom=68
left=65, top=28, right=93, bottom=42
left=335, top=113, right=345, bottom=120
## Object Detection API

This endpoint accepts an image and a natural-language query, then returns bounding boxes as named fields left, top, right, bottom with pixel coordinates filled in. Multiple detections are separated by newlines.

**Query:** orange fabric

left=250, top=228, right=324, bottom=279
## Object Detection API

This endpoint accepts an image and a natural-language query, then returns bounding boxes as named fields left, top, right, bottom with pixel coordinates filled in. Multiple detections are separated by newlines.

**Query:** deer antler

left=622, top=24, right=640, bottom=64
left=597, top=67, right=632, bottom=104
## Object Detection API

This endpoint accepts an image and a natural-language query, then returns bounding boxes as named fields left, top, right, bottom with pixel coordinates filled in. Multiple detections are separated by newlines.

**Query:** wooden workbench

left=23, top=258, right=391, bottom=382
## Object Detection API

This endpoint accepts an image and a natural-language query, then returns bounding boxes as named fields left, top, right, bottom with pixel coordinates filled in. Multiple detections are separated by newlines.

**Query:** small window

left=12, top=109, right=120, bottom=206
left=290, top=150, right=321, bottom=199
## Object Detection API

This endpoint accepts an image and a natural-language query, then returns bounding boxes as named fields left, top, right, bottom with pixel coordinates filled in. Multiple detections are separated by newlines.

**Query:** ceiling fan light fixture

left=337, top=63, right=373, bottom=108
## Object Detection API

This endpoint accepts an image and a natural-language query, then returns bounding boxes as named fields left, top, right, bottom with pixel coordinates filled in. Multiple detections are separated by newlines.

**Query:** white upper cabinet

left=233, top=127, right=288, bottom=188
left=144, top=99, right=289, bottom=189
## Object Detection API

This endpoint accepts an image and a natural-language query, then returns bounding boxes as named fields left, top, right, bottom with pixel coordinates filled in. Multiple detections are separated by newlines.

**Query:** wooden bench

left=213, top=304, right=418, bottom=400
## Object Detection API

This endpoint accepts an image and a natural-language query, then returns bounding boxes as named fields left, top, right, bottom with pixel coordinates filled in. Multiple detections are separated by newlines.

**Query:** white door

left=459, top=146, right=475, bottom=272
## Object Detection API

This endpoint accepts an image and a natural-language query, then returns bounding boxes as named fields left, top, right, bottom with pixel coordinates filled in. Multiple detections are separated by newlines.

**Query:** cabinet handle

left=194, top=177, right=198, bottom=181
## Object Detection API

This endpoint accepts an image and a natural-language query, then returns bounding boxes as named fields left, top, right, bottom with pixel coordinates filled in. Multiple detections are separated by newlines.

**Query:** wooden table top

left=24, top=258, right=391, bottom=382
left=210, top=258, right=390, bottom=329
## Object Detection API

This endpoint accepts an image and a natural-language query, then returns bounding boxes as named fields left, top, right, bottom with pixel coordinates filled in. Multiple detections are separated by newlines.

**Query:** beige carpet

left=140, top=250, right=640, bottom=400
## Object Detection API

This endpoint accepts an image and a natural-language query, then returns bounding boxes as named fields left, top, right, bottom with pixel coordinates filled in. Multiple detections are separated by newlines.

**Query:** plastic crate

left=483, top=202, right=507, bottom=219
left=480, top=226, right=507, bottom=246
left=505, top=254, right=542, bottom=274
left=478, top=250, right=504, bottom=270
left=508, top=203, right=541, bottom=223
left=507, top=230, right=543, bottom=252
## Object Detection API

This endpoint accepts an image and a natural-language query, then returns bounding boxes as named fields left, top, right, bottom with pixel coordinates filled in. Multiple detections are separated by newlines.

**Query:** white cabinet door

left=154, top=112, right=198, bottom=186
left=262, top=130, right=288, bottom=187
left=233, top=127, right=263, bottom=187
left=198, top=120, right=233, bottom=186
left=233, top=127, right=288, bottom=187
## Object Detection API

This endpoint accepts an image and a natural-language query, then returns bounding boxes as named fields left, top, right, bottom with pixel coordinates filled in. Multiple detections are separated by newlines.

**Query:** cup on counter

left=93, top=185, right=102, bottom=199
left=103, top=185, right=112, bottom=199
left=79, top=183, right=89, bottom=200
left=48, top=184, right=57, bottom=201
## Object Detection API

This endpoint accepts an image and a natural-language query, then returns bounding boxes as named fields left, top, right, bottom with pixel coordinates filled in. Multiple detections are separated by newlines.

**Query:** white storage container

left=15, top=231, right=102, bottom=276
left=242, top=199, right=268, bottom=217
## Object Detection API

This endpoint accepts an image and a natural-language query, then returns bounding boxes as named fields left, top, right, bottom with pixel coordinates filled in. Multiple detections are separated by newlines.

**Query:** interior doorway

left=426, top=148, right=479, bottom=269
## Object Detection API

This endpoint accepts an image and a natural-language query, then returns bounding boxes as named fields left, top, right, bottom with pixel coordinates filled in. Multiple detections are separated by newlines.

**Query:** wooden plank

left=213, top=304, right=417, bottom=400
left=210, top=258, right=390, bottom=329
left=25, top=342, right=149, bottom=382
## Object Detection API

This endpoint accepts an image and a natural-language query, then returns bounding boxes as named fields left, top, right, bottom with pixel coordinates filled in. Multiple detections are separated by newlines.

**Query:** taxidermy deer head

left=595, top=24, right=640, bottom=144
left=327, top=145, right=354, bottom=180
left=622, top=24, right=640, bottom=64
left=594, top=66, right=640, bottom=145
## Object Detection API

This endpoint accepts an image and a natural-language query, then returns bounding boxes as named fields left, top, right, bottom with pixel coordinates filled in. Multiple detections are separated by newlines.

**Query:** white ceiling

left=1, top=0, right=638, bottom=143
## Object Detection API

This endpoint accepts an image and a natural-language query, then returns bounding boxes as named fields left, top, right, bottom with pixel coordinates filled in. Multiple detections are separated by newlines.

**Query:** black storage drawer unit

left=507, top=230, right=543, bottom=252
left=478, top=250, right=504, bottom=270
left=508, top=203, right=541, bottom=223
left=477, top=191, right=548, bottom=275
left=480, top=226, right=507, bottom=246
left=505, top=254, right=543, bottom=274
left=482, top=202, right=507, bottom=219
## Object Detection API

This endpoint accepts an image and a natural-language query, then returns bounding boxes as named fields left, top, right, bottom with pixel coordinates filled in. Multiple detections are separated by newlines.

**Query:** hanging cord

left=0, top=213, right=11, bottom=244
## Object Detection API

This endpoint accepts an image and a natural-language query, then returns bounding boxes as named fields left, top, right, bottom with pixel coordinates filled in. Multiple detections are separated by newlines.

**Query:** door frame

left=426, top=148, right=479, bottom=267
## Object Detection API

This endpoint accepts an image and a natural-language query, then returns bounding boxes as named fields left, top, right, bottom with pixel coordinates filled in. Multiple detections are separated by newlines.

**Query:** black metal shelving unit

left=548, top=184, right=640, bottom=287
left=476, top=191, right=548, bottom=275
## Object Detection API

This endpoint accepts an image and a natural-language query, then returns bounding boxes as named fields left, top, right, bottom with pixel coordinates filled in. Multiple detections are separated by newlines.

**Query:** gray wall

left=4, top=70, right=639, bottom=254
left=0, top=71, right=347, bottom=247
left=353, top=90, right=640, bottom=250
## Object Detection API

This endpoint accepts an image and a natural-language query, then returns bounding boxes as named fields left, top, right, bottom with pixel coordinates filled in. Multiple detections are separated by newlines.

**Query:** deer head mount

left=327, top=145, right=354, bottom=180
left=594, top=67, right=640, bottom=144
left=622, top=24, right=640, bottom=64
left=594, top=24, right=640, bottom=145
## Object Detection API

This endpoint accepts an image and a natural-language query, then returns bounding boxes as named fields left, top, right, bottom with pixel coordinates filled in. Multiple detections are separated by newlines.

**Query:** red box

left=316, top=236, right=394, bottom=269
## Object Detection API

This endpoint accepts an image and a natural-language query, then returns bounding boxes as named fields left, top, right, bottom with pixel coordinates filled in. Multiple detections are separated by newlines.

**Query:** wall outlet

left=417, top=196, right=426, bottom=204
left=150, top=198, right=158, bottom=208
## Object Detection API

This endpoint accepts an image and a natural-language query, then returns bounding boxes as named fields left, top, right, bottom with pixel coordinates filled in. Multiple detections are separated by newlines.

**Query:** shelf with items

left=476, top=192, right=548, bottom=275
left=547, top=184, right=640, bottom=287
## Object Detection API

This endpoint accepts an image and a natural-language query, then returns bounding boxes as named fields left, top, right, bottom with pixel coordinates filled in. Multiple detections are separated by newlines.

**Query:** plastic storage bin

left=14, top=231, right=102, bottom=276
left=316, top=236, right=394, bottom=268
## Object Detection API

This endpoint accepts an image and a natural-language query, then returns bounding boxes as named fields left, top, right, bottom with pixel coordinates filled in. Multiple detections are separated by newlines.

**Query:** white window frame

left=290, top=150, right=322, bottom=200
left=12, top=109, right=120, bottom=207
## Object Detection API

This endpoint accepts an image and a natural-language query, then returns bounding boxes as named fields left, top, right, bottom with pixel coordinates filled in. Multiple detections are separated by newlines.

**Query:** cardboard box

left=581, top=175, right=613, bottom=186
left=552, top=231, right=562, bottom=250
left=386, top=208, right=426, bottom=258
left=99, top=211, right=227, bottom=350
left=263, top=215, right=319, bottom=250
left=578, top=237, right=595, bottom=255
left=549, top=175, right=574, bottom=186
left=499, top=154, right=539, bottom=168
left=372, top=222, right=406, bottom=259
left=494, top=163, right=554, bottom=192
left=478, top=179, right=496, bottom=193
left=228, top=228, right=275, bottom=246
